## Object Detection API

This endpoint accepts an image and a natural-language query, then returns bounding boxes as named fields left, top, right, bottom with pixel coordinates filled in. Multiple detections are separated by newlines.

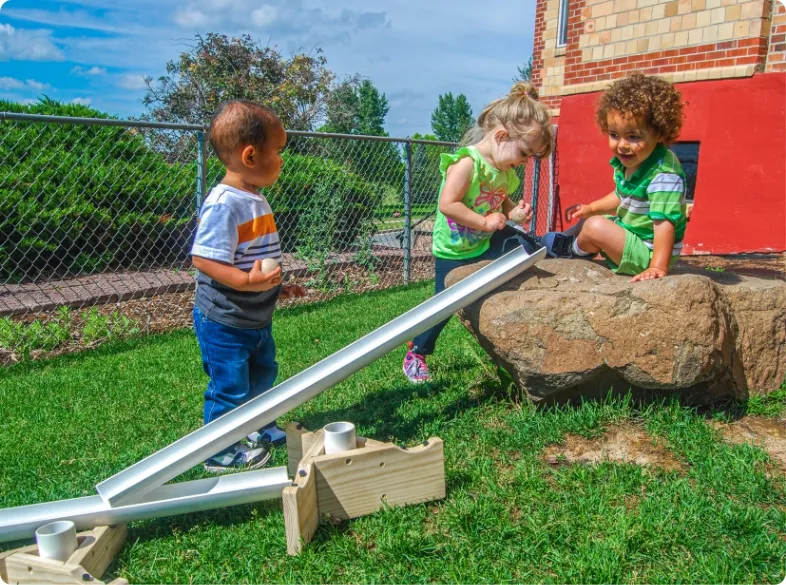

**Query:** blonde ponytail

left=461, top=81, right=554, bottom=155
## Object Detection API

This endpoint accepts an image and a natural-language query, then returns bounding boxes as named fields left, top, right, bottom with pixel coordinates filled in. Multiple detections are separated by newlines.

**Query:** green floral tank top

left=432, top=146, right=520, bottom=260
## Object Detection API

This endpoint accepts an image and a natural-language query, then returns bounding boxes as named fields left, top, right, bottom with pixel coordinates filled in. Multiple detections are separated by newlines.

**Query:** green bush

left=0, top=307, right=71, bottom=355
left=264, top=152, right=379, bottom=253
left=1, top=99, right=385, bottom=282
left=0, top=99, right=196, bottom=281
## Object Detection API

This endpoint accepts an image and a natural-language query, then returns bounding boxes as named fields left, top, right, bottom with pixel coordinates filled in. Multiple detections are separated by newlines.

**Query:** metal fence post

left=403, top=141, right=413, bottom=285
left=529, top=156, right=541, bottom=234
left=547, top=126, right=557, bottom=232
left=196, top=130, right=207, bottom=210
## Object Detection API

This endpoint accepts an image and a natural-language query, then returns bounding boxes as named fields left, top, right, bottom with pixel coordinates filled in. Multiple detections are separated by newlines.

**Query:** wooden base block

left=1, top=525, right=127, bottom=585
left=283, top=423, right=445, bottom=555
left=314, top=439, right=445, bottom=520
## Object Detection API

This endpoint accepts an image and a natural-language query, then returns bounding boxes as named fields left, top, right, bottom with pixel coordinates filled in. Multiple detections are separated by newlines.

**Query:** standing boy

left=191, top=100, right=304, bottom=472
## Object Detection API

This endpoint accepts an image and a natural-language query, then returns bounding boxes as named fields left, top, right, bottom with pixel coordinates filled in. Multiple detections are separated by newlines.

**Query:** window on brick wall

left=669, top=142, right=700, bottom=202
left=557, top=0, right=569, bottom=47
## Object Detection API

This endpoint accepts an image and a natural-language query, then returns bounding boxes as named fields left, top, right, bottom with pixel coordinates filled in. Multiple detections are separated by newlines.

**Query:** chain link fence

left=0, top=112, right=556, bottom=362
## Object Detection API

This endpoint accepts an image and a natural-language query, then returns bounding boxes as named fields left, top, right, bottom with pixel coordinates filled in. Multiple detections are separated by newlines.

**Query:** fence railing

left=0, top=112, right=556, bottom=362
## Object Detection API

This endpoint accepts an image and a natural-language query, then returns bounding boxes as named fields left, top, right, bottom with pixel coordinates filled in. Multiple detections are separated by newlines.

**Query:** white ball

left=260, top=257, right=280, bottom=273
left=510, top=207, right=528, bottom=222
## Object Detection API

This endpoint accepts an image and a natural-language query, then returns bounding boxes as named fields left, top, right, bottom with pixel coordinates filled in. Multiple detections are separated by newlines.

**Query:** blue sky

left=0, top=0, right=536, bottom=137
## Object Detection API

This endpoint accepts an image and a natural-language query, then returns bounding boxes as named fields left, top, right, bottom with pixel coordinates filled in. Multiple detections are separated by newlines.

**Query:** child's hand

left=280, top=284, right=306, bottom=299
left=246, top=259, right=282, bottom=291
left=483, top=212, right=508, bottom=232
left=631, top=266, right=668, bottom=282
left=565, top=204, right=593, bottom=222
left=509, top=202, right=533, bottom=224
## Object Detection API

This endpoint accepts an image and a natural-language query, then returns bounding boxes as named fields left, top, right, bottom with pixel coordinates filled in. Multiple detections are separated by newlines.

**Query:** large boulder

left=445, top=258, right=785, bottom=403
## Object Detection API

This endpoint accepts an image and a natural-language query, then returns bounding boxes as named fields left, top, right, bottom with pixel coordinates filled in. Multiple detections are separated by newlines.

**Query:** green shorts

left=602, top=228, right=678, bottom=276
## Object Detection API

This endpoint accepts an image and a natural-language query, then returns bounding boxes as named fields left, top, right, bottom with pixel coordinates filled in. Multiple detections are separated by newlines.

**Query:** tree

left=430, top=93, right=473, bottom=143
left=321, top=78, right=402, bottom=189
left=142, top=33, right=334, bottom=131
left=356, top=80, right=389, bottom=136
left=515, top=56, right=533, bottom=82
left=410, top=133, right=446, bottom=205
left=324, top=78, right=389, bottom=137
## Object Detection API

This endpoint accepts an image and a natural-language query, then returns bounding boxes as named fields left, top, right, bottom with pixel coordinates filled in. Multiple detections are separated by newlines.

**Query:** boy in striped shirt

left=542, top=74, right=687, bottom=282
left=191, top=100, right=305, bottom=473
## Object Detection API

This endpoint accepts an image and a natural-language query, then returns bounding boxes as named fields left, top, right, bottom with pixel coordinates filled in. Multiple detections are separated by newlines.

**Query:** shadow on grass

left=291, top=356, right=516, bottom=445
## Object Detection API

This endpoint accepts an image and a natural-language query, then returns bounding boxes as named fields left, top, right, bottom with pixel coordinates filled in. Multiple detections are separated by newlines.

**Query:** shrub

left=0, top=99, right=196, bottom=281
left=1, top=99, right=384, bottom=282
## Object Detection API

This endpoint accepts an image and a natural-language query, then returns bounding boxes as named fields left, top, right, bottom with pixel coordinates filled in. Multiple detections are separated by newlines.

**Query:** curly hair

left=595, top=74, right=684, bottom=144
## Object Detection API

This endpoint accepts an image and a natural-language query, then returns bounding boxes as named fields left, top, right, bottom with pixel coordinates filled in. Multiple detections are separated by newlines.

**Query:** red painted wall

left=552, top=72, right=786, bottom=254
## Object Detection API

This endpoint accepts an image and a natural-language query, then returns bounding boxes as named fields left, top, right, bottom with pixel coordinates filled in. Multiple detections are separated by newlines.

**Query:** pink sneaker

left=403, top=349, right=430, bottom=383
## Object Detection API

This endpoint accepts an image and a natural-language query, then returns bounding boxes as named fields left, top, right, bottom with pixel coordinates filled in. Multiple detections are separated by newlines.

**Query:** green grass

left=1, top=282, right=784, bottom=584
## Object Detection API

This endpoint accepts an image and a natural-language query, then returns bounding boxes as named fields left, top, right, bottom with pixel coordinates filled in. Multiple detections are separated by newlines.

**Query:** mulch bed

left=1, top=252, right=782, bottom=365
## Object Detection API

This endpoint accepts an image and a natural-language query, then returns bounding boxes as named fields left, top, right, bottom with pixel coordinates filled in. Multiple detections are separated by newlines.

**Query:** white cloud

left=251, top=5, right=277, bottom=27
left=0, top=77, right=24, bottom=90
left=6, top=0, right=535, bottom=135
left=71, top=65, right=107, bottom=76
left=5, top=7, right=151, bottom=36
left=171, top=0, right=387, bottom=42
left=0, top=77, right=50, bottom=90
left=116, top=73, right=148, bottom=90
left=174, top=1, right=278, bottom=29
left=0, top=23, right=64, bottom=61
left=173, top=8, right=210, bottom=28
left=72, top=97, right=92, bottom=106
left=25, top=79, right=49, bottom=90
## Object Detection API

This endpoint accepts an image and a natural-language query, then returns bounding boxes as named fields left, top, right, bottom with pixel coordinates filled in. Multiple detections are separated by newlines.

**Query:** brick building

left=531, top=0, right=785, bottom=254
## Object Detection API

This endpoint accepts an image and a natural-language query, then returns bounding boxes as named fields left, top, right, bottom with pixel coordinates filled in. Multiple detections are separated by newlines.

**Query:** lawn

left=1, top=281, right=784, bottom=584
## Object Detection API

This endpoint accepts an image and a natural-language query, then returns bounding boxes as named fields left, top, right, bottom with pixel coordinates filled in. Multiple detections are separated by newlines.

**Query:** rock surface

left=445, top=258, right=786, bottom=403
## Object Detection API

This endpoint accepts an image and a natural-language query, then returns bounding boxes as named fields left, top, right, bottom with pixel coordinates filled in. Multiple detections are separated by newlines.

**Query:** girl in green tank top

left=432, top=146, right=521, bottom=260
left=402, top=82, right=555, bottom=384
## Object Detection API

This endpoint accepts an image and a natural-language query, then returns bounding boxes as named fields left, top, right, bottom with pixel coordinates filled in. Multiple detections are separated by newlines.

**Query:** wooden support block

left=5, top=553, right=92, bottom=585
left=283, top=426, right=446, bottom=555
left=282, top=431, right=324, bottom=555
left=286, top=423, right=385, bottom=476
left=358, top=437, right=387, bottom=450
left=1, top=525, right=127, bottom=585
left=0, top=544, right=38, bottom=584
left=314, top=438, right=445, bottom=521
left=285, top=422, right=313, bottom=477
left=67, top=525, right=127, bottom=579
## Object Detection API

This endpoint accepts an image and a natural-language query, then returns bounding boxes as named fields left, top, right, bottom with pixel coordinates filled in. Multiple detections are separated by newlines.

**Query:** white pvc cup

left=323, top=422, right=357, bottom=454
left=35, top=520, right=78, bottom=562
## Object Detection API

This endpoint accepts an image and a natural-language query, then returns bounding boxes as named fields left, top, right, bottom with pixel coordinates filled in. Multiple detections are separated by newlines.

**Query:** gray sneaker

left=246, top=424, right=287, bottom=448
left=204, top=444, right=271, bottom=474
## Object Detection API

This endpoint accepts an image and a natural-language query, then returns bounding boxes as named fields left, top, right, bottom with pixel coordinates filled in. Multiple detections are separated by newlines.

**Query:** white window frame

left=557, top=0, right=569, bottom=47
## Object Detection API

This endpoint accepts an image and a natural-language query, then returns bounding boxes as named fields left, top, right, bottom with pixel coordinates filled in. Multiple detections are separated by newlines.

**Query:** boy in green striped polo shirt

left=542, top=74, right=687, bottom=282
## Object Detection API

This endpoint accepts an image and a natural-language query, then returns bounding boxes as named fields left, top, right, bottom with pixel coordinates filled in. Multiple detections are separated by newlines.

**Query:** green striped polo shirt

left=611, top=143, right=687, bottom=255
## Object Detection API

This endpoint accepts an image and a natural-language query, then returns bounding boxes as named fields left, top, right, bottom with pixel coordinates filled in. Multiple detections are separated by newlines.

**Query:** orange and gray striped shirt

left=191, top=184, right=281, bottom=329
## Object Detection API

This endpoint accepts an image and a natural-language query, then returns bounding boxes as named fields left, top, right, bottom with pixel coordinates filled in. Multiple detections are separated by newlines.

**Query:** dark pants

left=193, top=306, right=278, bottom=425
left=410, top=227, right=535, bottom=355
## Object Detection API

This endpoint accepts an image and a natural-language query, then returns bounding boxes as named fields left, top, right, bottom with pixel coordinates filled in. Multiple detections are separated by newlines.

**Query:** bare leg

left=575, top=216, right=627, bottom=265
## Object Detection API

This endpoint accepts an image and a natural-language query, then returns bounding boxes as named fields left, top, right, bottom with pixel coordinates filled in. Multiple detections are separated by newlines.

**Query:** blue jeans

left=193, top=306, right=279, bottom=426
left=411, top=227, right=535, bottom=356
